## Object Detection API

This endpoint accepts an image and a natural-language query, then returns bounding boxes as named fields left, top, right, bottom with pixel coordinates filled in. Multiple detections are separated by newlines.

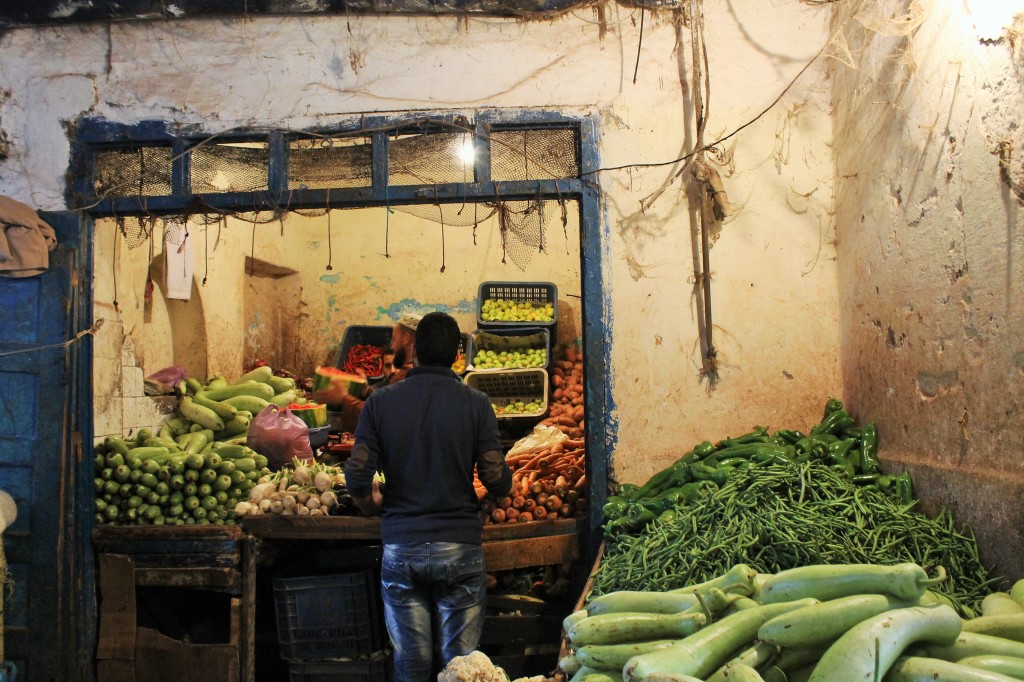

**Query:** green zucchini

left=755, top=563, right=947, bottom=604
left=624, top=599, right=818, bottom=680
left=963, top=614, right=1024, bottom=642
left=758, top=593, right=915, bottom=648
left=568, top=610, right=706, bottom=646
left=575, top=640, right=676, bottom=670
left=806, top=605, right=962, bottom=681
left=887, top=656, right=1020, bottom=681
left=958, top=655, right=1024, bottom=678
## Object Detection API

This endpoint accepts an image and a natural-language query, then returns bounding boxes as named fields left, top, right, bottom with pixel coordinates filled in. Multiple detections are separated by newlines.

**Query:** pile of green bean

left=591, top=461, right=1000, bottom=617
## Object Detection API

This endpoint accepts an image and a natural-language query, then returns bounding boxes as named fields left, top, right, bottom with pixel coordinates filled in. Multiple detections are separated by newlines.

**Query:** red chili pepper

left=343, top=344, right=384, bottom=376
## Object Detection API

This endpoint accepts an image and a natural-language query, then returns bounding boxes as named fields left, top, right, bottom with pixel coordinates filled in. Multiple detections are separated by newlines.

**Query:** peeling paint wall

left=831, top=0, right=1024, bottom=579
left=0, top=3, right=837, bottom=485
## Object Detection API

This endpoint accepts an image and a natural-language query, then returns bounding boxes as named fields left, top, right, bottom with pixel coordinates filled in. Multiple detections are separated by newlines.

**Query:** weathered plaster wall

left=831, top=0, right=1024, bottom=579
left=0, top=3, right=838, bottom=483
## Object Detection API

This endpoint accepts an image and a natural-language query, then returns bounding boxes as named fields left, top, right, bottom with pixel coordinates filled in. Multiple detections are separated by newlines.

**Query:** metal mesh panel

left=491, top=128, right=578, bottom=181
left=389, top=132, right=475, bottom=186
left=190, top=142, right=269, bottom=193
left=394, top=198, right=567, bottom=271
left=94, top=146, right=173, bottom=197
left=289, top=136, right=373, bottom=190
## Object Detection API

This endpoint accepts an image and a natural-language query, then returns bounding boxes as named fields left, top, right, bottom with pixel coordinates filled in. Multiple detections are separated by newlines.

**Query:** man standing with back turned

left=344, top=311, right=513, bottom=681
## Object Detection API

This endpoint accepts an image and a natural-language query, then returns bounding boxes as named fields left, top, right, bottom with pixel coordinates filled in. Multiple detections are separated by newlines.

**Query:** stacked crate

left=273, top=549, right=391, bottom=682
left=464, top=282, right=558, bottom=428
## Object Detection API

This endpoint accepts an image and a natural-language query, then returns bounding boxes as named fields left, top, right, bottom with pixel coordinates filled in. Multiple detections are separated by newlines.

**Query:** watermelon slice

left=312, top=366, right=367, bottom=404
left=288, top=402, right=328, bottom=428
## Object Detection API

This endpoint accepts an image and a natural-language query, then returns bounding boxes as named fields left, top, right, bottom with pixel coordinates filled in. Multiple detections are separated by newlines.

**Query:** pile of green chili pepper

left=591, top=460, right=1000, bottom=618
left=602, top=398, right=913, bottom=538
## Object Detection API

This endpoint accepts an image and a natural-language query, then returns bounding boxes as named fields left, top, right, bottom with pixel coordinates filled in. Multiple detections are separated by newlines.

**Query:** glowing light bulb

left=967, top=0, right=1023, bottom=40
left=459, top=137, right=475, bottom=165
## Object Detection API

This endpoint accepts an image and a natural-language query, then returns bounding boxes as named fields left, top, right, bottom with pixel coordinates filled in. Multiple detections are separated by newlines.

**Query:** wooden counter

left=242, top=516, right=582, bottom=572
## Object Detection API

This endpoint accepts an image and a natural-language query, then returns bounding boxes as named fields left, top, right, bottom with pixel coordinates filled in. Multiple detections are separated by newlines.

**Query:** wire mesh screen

left=190, top=142, right=269, bottom=194
left=94, top=146, right=174, bottom=198
left=389, top=132, right=475, bottom=186
left=289, top=136, right=373, bottom=190
left=394, top=198, right=567, bottom=271
left=491, top=128, right=578, bottom=181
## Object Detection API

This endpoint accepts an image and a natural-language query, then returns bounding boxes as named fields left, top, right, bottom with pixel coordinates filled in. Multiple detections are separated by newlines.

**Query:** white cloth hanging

left=163, top=221, right=194, bottom=300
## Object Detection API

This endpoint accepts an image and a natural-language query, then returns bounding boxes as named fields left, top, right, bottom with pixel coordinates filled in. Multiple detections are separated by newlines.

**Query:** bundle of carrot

left=539, top=344, right=585, bottom=440
left=477, top=437, right=587, bottom=524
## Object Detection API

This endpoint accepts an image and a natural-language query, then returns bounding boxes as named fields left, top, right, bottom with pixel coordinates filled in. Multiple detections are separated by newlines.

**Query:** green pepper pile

left=603, top=398, right=913, bottom=538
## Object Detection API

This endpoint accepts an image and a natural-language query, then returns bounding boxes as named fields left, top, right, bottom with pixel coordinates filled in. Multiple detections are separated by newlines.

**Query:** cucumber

left=191, top=393, right=238, bottom=420
left=236, top=365, right=274, bottom=384
left=198, top=381, right=274, bottom=402
left=269, top=389, right=301, bottom=407
left=221, top=394, right=271, bottom=415
left=267, top=375, right=296, bottom=394
left=179, top=396, right=225, bottom=431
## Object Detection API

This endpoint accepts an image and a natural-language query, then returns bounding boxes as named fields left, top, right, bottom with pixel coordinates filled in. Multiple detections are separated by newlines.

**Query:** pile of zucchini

left=93, top=432, right=269, bottom=525
left=560, top=563, right=1024, bottom=681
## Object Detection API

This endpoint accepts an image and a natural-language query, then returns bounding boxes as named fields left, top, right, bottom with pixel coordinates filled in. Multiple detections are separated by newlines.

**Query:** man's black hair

left=414, top=312, right=461, bottom=367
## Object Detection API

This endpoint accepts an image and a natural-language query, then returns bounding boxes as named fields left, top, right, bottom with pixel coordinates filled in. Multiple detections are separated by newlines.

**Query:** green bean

left=590, top=461, right=999, bottom=617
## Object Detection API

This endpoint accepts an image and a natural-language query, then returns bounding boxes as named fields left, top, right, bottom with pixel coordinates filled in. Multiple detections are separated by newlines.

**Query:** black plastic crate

left=477, top=281, right=557, bottom=331
left=335, top=325, right=393, bottom=380
left=274, top=569, right=386, bottom=660
left=289, top=656, right=392, bottom=682
left=468, top=328, right=550, bottom=372
left=464, top=368, right=549, bottom=421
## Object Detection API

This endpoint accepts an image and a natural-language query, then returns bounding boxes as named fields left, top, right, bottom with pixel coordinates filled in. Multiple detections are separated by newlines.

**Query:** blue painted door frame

left=0, top=209, right=94, bottom=681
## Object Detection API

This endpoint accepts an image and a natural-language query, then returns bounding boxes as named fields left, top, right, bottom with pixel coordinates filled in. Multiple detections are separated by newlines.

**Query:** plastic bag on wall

left=246, top=405, right=313, bottom=470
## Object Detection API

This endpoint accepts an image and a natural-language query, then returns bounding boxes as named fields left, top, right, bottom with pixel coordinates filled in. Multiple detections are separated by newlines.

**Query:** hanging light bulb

left=966, top=0, right=1023, bottom=40
left=459, top=135, right=476, bottom=165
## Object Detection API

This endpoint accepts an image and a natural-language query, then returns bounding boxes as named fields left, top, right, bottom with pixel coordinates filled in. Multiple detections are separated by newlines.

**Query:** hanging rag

left=0, top=195, right=58, bottom=278
left=163, top=220, right=194, bottom=301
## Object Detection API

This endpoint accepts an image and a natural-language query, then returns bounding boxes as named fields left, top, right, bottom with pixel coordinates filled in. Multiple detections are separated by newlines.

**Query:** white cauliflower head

left=437, top=650, right=509, bottom=682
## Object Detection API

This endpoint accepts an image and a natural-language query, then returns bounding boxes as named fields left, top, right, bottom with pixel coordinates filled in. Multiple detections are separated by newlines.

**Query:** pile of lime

left=474, top=347, right=547, bottom=369
left=492, top=398, right=545, bottom=416
left=480, top=298, right=554, bottom=323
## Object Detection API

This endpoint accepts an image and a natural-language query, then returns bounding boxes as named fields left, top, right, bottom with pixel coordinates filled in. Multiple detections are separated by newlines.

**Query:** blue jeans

left=381, top=542, right=487, bottom=682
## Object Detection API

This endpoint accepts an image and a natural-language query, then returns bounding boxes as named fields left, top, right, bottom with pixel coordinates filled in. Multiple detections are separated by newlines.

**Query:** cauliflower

left=437, top=651, right=509, bottom=682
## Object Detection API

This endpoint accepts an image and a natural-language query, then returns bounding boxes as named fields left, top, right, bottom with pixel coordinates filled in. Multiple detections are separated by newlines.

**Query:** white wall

left=831, top=0, right=1024, bottom=577
left=0, top=2, right=838, bottom=483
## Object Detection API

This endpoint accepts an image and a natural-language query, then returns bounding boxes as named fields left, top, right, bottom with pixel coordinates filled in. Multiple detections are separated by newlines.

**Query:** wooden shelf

left=242, top=516, right=582, bottom=571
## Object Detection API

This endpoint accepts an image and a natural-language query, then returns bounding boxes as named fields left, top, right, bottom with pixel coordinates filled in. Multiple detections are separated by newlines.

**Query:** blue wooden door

left=0, top=210, right=92, bottom=681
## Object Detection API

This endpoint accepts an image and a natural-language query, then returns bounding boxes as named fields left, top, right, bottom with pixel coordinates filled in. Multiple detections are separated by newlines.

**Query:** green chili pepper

left=773, top=429, right=806, bottom=445
left=617, top=483, right=642, bottom=500
left=828, top=438, right=857, bottom=459
left=847, top=448, right=864, bottom=471
left=658, top=508, right=678, bottom=524
left=714, top=426, right=771, bottom=449
left=692, top=441, right=717, bottom=458
left=602, top=495, right=630, bottom=521
left=679, top=480, right=716, bottom=503
left=688, top=463, right=721, bottom=482
left=893, top=472, right=914, bottom=504
left=876, top=474, right=894, bottom=491
left=860, top=423, right=881, bottom=474
left=852, top=473, right=879, bottom=485
left=626, top=504, right=658, bottom=526
left=811, top=409, right=855, bottom=437
left=823, top=397, right=845, bottom=419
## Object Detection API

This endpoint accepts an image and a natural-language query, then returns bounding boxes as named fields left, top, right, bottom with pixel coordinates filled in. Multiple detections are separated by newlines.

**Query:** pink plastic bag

left=246, top=405, right=313, bottom=470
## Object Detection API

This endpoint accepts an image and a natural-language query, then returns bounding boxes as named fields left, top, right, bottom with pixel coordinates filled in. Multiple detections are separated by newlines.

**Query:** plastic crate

left=289, top=656, right=391, bottom=682
left=335, top=325, right=393, bottom=380
left=464, top=368, right=549, bottom=421
left=477, top=281, right=557, bottom=331
left=468, top=328, right=550, bottom=373
left=274, top=569, right=386, bottom=660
